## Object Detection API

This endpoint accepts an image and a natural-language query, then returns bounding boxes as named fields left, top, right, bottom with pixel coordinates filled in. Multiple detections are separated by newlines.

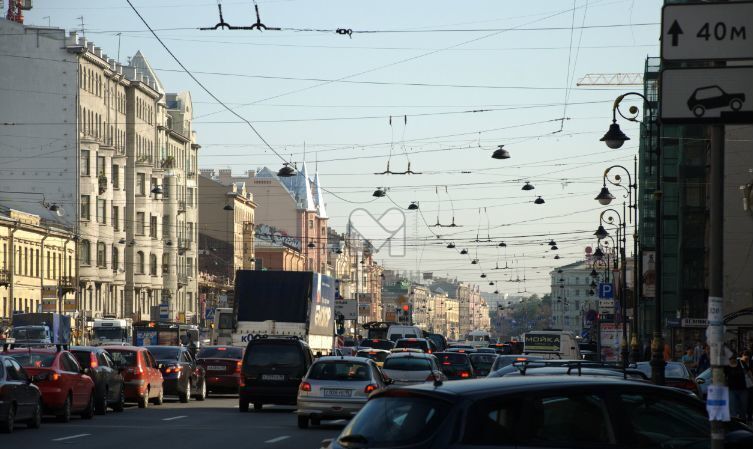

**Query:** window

left=96, top=198, right=106, bottom=223
left=187, top=257, right=193, bottom=277
left=136, top=251, right=145, bottom=274
left=80, top=195, right=90, bottom=220
left=150, top=215, right=158, bottom=238
left=187, top=222, right=194, bottom=242
left=96, top=242, right=106, bottom=267
left=618, top=393, right=708, bottom=448
left=520, top=394, right=614, bottom=446
left=112, top=206, right=119, bottom=231
left=462, top=398, right=522, bottom=445
left=308, top=220, right=314, bottom=229
left=136, top=173, right=146, bottom=196
left=112, top=164, right=119, bottom=188
left=112, top=246, right=119, bottom=272
left=81, top=240, right=91, bottom=265
left=136, top=212, right=146, bottom=235
left=187, top=188, right=194, bottom=207
left=96, top=155, right=105, bottom=176
left=80, top=149, right=90, bottom=175
left=149, top=253, right=157, bottom=276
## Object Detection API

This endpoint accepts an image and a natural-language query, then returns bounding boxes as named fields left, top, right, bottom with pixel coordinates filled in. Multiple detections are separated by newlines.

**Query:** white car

left=381, top=352, right=446, bottom=385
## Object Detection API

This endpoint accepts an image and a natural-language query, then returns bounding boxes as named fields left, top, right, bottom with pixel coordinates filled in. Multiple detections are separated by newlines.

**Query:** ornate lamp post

left=600, top=92, right=663, bottom=385
left=596, top=208, right=628, bottom=368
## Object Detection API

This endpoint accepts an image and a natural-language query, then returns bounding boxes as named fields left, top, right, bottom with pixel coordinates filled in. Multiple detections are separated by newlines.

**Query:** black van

left=239, top=337, right=313, bottom=412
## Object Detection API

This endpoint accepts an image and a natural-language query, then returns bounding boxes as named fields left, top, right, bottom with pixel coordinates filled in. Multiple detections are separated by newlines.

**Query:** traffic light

left=402, top=305, right=410, bottom=312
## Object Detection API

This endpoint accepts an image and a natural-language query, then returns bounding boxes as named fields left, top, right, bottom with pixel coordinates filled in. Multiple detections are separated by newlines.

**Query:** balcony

left=177, top=200, right=186, bottom=213
left=60, top=276, right=77, bottom=293
left=161, top=288, right=172, bottom=299
left=0, top=269, right=9, bottom=287
left=162, top=263, right=169, bottom=274
left=186, top=171, right=195, bottom=179
left=136, top=155, right=152, bottom=166
left=178, top=274, right=188, bottom=287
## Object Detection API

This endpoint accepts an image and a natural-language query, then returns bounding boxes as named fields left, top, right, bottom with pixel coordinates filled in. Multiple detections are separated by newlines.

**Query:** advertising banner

left=524, top=333, right=560, bottom=352
left=642, top=251, right=656, bottom=298
left=308, top=273, right=335, bottom=338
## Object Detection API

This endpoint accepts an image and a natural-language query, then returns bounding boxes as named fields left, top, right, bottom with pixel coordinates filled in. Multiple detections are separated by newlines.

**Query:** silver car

left=381, top=352, right=447, bottom=385
left=296, top=356, right=388, bottom=428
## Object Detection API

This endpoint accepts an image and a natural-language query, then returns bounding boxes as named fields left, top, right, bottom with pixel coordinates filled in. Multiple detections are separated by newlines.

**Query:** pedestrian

left=740, top=350, right=753, bottom=423
left=693, top=339, right=704, bottom=363
left=697, top=344, right=710, bottom=374
left=681, top=347, right=697, bottom=373
left=724, top=355, right=749, bottom=420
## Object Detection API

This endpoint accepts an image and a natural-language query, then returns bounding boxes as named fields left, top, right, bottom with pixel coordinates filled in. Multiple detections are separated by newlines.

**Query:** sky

left=22, top=0, right=664, bottom=295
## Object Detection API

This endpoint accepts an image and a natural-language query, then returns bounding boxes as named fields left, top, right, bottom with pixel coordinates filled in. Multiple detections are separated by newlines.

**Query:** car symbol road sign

left=660, top=67, right=753, bottom=124
left=662, top=2, right=753, bottom=61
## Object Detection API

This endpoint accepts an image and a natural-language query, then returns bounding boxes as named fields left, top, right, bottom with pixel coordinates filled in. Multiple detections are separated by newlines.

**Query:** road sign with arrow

left=662, top=2, right=753, bottom=61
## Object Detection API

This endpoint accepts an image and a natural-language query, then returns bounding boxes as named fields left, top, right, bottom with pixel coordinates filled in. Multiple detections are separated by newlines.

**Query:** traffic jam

left=2, top=269, right=753, bottom=448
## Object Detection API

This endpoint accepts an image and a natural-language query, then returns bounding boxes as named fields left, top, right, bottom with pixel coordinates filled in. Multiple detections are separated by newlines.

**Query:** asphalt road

left=3, top=395, right=343, bottom=449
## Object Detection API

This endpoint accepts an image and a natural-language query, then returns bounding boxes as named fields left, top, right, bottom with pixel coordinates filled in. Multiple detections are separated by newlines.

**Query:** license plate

left=322, top=389, right=352, bottom=398
left=208, top=366, right=226, bottom=371
left=261, top=374, right=285, bottom=381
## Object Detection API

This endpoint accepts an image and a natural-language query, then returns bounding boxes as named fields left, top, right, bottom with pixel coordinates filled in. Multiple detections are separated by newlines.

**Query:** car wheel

left=81, top=390, right=96, bottom=419
left=194, top=379, right=206, bottom=401
left=57, top=394, right=72, bottom=422
left=730, top=98, right=743, bottom=111
left=693, top=105, right=705, bottom=117
left=311, top=416, right=321, bottom=426
left=153, top=387, right=164, bottom=405
left=179, top=381, right=191, bottom=403
left=27, top=401, right=41, bottom=429
left=297, top=415, right=309, bottom=429
left=95, top=388, right=108, bottom=415
left=0, top=403, right=15, bottom=433
left=239, top=398, right=250, bottom=413
left=138, top=389, right=149, bottom=409
left=113, top=385, right=125, bottom=412
left=253, top=402, right=262, bottom=411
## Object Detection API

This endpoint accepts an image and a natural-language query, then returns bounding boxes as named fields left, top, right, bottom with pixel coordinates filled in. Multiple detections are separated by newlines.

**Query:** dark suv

left=326, top=376, right=753, bottom=449
left=239, top=337, right=313, bottom=412
left=70, top=346, right=125, bottom=414
left=146, top=346, right=206, bottom=403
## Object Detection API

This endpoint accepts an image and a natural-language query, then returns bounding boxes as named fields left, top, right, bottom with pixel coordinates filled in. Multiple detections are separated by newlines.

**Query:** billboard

left=335, top=299, right=358, bottom=320
left=308, top=273, right=335, bottom=338
left=524, top=333, right=560, bottom=352
left=642, top=251, right=656, bottom=298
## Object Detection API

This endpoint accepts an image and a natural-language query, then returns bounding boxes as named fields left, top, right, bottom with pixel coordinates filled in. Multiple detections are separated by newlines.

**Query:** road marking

left=52, top=434, right=90, bottom=442
left=162, top=415, right=187, bottom=421
left=265, top=436, right=291, bottom=444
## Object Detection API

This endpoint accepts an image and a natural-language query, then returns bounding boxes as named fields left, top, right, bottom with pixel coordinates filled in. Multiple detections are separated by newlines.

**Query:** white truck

left=91, top=318, right=132, bottom=346
left=523, top=330, right=581, bottom=360
left=232, top=271, right=335, bottom=355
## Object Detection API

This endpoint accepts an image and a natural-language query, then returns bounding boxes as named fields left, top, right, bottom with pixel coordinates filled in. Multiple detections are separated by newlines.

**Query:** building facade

left=0, top=23, right=198, bottom=322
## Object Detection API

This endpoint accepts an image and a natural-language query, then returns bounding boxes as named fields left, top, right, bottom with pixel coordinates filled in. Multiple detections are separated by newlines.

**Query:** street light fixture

left=407, top=202, right=419, bottom=210
left=594, top=225, right=609, bottom=240
left=522, top=182, right=535, bottom=191
left=534, top=196, right=545, bottom=205
left=600, top=121, right=630, bottom=149
left=372, top=188, right=386, bottom=198
left=277, top=162, right=296, bottom=177
left=498, top=241, right=507, bottom=247
left=595, top=186, right=616, bottom=205
left=460, top=248, right=468, bottom=255
left=446, top=242, right=456, bottom=249
left=491, top=145, right=510, bottom=159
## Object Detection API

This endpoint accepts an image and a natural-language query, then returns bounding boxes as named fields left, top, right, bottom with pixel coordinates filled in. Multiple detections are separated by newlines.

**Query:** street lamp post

left=596, top=157, right=640, bottom=362
left=597, top=207, right=628, bottom=368
left=601, top=92, right=664, bottom=385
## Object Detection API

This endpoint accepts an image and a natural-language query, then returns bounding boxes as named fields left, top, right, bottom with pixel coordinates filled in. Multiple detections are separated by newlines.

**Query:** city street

left=2, top=396, right=341, bottom=449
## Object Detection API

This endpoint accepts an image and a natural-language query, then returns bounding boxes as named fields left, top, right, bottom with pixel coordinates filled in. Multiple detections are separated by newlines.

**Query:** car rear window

left=244, top=343, right=302, bottom=368
left=338, top=396, right=449, bottom=446
left=9, top=353, right=56, bottom=368
left=361, top=339, right=395, bottom=351
left=436, top=353, right=470, bottom=365
left=635, top=363, right=687, bottom=378
left=197, top=347, right=243, bottom=359
left=383, top=357, right=431, bottom=371
left=395, top=340, right=427, bottom=350
left=357, top=351, right=388, bottom=363
left=469, top=354, right=497, bottom=370
left=70, top=351, right=92, bottom=368
left=146, top=346, right=180, bottom=360
left=308, top=361, right=370, bottom=381
left=107, top=349, right=138, bottom=367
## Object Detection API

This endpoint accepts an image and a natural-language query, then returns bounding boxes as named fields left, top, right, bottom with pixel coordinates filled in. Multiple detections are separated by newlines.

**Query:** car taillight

left=299, top=382, right=311, bottom=392
left=89, top=352, right=99, bottom=369
left=165, top=365, right=183, bottom=374
left=127, top=365, right=144, bottom=375
left=239, top=376, right=246, bottom=387
left=427, top=349, right=432, bottom=354
left=235, top=361, right=242, bottom=374
left=460, top=371, right=470, bottom=379
left=364, top=384, right=378, bottom=394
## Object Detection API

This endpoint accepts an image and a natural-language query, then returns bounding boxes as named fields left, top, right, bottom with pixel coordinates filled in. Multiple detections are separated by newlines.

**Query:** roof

left=313, top=171, right=327, bottom=219
left=130, top=51, right=165, bottom=95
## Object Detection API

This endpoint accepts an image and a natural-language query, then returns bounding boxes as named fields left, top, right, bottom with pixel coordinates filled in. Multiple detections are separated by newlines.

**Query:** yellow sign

left=64, top=298, right=77, bottom=312
left=41, top=298, right=57, bottom=312
left=42, top=285, right=58, bottom=299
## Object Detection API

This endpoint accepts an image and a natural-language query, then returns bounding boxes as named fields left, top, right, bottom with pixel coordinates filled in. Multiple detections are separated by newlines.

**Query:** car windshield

left=146, top=346, right=180, bottom=361
left=308, top=361, right=371, bottom=381
left=469, top=354, right=497, bottom=370
left=436, top=353, right=470, bottom=366
left=244, top=344, right=301, bottom=367
left=395, top=340, right=427, bottom=350
left=338, top=396, right=449, bottom=446
left=357, top=351, right=388, bottom=363
left=197, top=347, right=243, bottom=359
left=9, top=352, right=56, bottom=368
left=635, top=363, right=687, bottom=378
left=107, top=349, right=138, bottom=367
left=93, top=327, right=126, bottom=340
left=12, top=328, right=47, bottom=341
left=361, top=339, right=395, bottom=351
left=383, top=357, right=431, bottom=371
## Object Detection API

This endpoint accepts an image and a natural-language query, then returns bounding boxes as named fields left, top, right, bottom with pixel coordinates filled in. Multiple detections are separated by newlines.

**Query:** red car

left=195, top=346, right=243, bottom=395
left=7, top=349, right=95, bottom=422
left=104, top=346, right=164, bottom=408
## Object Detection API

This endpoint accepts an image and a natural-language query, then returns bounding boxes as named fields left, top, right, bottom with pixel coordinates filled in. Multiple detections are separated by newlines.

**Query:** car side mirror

left=696, top=378, right=705, bottom=385
left=384, top=378, right=394, bottom=385
left=158, top=363, right=164, bottom=370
